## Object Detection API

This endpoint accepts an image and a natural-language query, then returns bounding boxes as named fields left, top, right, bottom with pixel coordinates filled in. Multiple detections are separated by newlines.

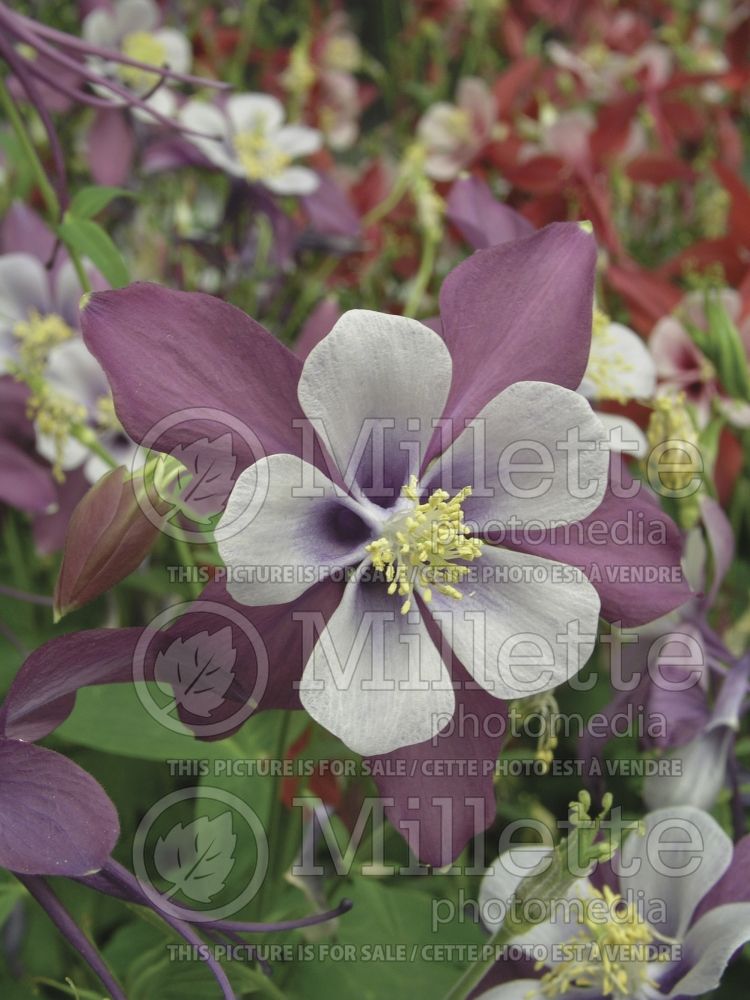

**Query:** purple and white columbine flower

left=73, top=222, right=688, bottom=865
left=216, top=308, right=609, bottom=756
left=476, top=806, right=750, bottom=1000
left=179, top=94, right=323, bottom=195
left=0, top=239, right=136, bottom=484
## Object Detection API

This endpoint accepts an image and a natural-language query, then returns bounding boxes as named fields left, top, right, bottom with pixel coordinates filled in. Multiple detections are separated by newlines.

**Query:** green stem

left=403, top=234, right=437, bottom=318
left=0, top=73, right=59, bottom=221
left=70, top=425, right=118, bottom=470
left=258, top=710, right=294, bottom=915
left=0, top=75, right=90, bottom=290
left=442, top=921, right=519, bottom=1000
left=172, top=531, right=202, bottom=599
left=230, top=0, right=262, bottom=86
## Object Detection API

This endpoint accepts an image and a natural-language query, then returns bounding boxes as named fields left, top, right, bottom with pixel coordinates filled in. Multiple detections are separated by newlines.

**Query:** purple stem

left=0, top=10, right=214, bottom=138
left=0, top=584, right=54, bottom=607
left=102, top=861, right=235, bottom=999
left=16, top=9, right=230, bottom=89
left=16, top=875, right=126, bottom=1000
left=212, top=897, right=354, bottom=934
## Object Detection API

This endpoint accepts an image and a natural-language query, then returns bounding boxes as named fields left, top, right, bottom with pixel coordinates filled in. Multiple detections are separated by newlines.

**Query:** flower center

left=13, top=309, right=74, bottom=375
left=584, top=307, right=635, bottom=403
left=537, top=886, right=662, bottom=999
left=364, top=476, right=482, bottom=615
left=119, top=31, right=167, bottom=90
left=445, top=107, right=472, bottom=142
left=232, top=128, right=292, bottom=182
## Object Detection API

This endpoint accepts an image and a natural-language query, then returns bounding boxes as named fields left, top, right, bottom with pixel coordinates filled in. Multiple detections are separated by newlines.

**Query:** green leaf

left=58, top=217, right=130, bottom=288
left=54, top=682, right=242, bottom=760
left=69, top=185, right=134, bottom=220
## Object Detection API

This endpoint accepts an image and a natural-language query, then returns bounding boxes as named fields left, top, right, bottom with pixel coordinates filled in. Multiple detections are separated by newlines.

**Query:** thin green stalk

left=0, top=74, right=90, bottom=290
left=230, top=0, right=262, bottom=86
left=403, top=234, right=438, bottom=318
left=258, top=710, right=294, bottom=916
left=0, top=73, right=59, bottom=220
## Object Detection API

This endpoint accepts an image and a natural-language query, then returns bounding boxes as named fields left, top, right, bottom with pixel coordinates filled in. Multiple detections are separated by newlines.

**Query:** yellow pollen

left=232, top=128, right=292, bottom=182
left=365, top=476, right=482, bottom=614
left=30, top=384, right=87, bottom=482
left=646, top=392, right=699, bottom=493
left=537, top=886, right=667, bottom=999
left=445, top=107, right=472, bottom=142
left=584, top=306, right=635, bottom=403
left=13, top=310, right=74, bottom=376
left=119, top=31, right=167, bottom=90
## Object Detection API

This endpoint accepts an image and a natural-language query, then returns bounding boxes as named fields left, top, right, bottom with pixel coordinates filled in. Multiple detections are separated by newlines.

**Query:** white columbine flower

left=578, top=307, right=657, bottom=458
left=180, top=94, right=323, bottom=195
left=82, top=0, right=191, bottom=118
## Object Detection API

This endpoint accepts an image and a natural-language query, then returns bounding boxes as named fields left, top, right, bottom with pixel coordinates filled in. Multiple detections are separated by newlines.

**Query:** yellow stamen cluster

left=646, top=392, right=699, bottom=493
left=537, top=886, right=663, bottom=999
left=365, top=476, right=482, bottom=615
left=95, top=394, right=121, bottom=433
left=13, top=310, right=74, bottom=376
left=30, top=385, right=87, bottom=482
left=233, top=130, right=292, bottom=182
left=584, top=306, right=635, bottom=403
left=119, top=31, right=167, bottom=91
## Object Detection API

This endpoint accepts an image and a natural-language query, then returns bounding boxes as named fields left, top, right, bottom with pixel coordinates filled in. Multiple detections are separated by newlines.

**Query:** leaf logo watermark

left=154, top=812, right=237, bottom=903
left=133, top=600, right=269, bottom=738
left=133, top=786, right=269, bottom=922
left=154, top=627, right=237, bottom=719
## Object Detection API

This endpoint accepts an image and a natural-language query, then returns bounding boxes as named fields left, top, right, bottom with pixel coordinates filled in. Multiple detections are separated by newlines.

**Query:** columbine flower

left=180, top=93, right=323, bottom=195
left=417, top=78, right=497, bottom=181
left=578, top=306, right=656, bottom=457
left=0, top=247, right=135, bottom=483
left=476, top=806, right=750, bottom=1000
left=66, top=222, right=687, bottom=866
left=82, top=0, right=191, bottom=112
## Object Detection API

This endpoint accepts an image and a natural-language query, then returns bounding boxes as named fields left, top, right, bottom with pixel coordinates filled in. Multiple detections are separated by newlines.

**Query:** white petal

left=428, top=546, right=600, bottom=699
left=265, top=166, right=321, bottom=196
left=275, top=124, right=324, bottom=158
left=82, top=8, right=118, bottom=47
left=595, top=412, right=649, bottom=458
left=114, top=0, right=158, bottom=37
left=642, top=729, right=732, bottom=813
left=668, top=902, right=750, bottom=997
left=226, top=93, right=285, bottom=135
left=178, top=102, right=239, bottom=174
left=584, top=322, right=656, bottom=401
left=427, top=381, right=609, bottom=531
left=35, top=428, right=89, bottom=472
left=217, top=453, right=369, bottom=606
left=0, top=254, right=50, bottom=327
left=298, top=310, right=452, bottom=501
left=133, top=87, right=177, bottom=124
left=45, top=339, right=108, bottom=412
left=154, top=28, right=192, bottom=74
left=298, top=569, right=454, bottom=755
left=477, top=983, right=545, bottom=1000
left=481, top=849, right=595, bottom=959
left=617, top=805, right=732, bottom=940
